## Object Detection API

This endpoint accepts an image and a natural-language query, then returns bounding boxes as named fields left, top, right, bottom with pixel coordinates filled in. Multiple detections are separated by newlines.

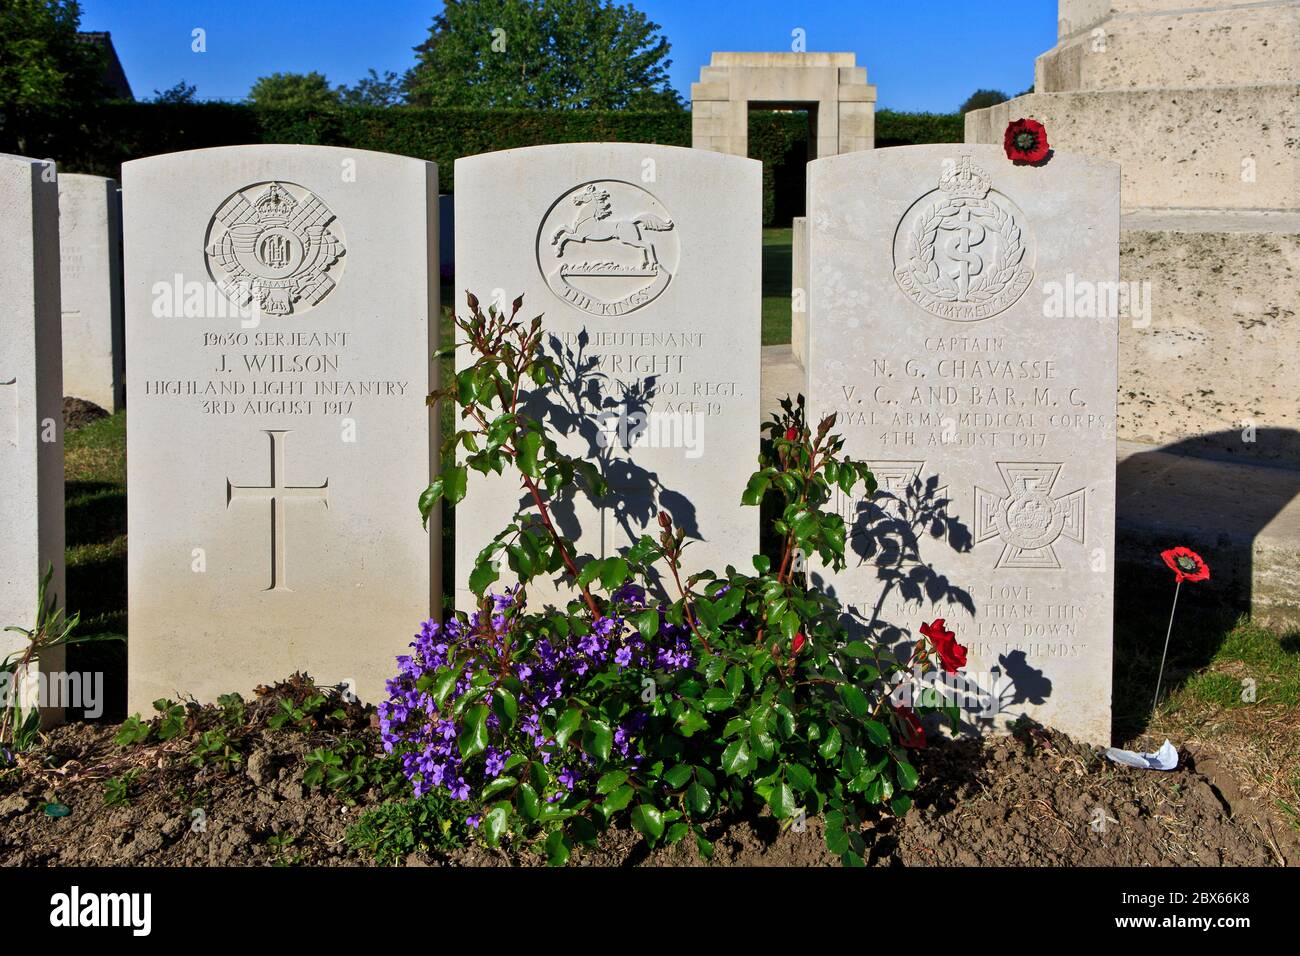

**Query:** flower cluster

left=379, top=586, right=693, bottom=808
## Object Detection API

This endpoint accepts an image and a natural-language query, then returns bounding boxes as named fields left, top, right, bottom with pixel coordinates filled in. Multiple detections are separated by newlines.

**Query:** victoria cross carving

left=974, top=462, right=1084, bottom=569
left=205, top=181, right=345, bottom=317
left=892, top=155, right=1034, bottom=322
left=226, top=430, right=330, bottom=591
left=537, top=181, right=678, bottom=317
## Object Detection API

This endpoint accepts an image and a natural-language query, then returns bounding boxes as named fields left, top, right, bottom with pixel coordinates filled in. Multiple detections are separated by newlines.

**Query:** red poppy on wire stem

left=1003, top=118, right=1050, bottom=164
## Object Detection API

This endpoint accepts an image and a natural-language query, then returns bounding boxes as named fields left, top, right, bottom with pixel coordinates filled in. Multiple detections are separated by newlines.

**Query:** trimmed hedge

left=6, top=102, right=961, bottom=222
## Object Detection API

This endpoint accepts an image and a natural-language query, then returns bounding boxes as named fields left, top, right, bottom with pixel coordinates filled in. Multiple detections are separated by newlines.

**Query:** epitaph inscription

left=538, top=181, right=678, bottom=316
left=205, top=181, right=345, bottom=317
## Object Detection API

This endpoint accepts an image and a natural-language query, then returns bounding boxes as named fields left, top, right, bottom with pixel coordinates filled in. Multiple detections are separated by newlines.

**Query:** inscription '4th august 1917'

left=226, top=429, right=329, bottom=591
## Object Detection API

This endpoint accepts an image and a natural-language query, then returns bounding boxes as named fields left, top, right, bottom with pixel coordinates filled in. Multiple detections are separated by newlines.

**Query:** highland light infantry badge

left=205, top=181, right=345, bottom=317
left=892, top=155, right=1034, bottom=321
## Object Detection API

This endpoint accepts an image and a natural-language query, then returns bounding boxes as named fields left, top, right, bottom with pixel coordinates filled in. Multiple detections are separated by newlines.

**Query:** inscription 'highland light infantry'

left=205, top=181, right=345, bottom=317
left=539, top=181, right=677, bottom=317
left=893, top=155, right=1034, bottom=322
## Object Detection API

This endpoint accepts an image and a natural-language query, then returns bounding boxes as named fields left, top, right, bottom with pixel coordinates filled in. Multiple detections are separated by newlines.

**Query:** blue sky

left=80, top=0, right=1056, bottom=112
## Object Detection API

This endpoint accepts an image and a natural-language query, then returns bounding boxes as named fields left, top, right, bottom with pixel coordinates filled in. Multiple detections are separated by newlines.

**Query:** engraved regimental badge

left=893, top=156, right=1034, bottom=321
left=205, top=181, right=345, bottom=317
left=537, top=181, right=678, bottom=317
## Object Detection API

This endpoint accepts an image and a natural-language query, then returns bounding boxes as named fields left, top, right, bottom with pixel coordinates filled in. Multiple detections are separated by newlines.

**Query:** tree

left=338, top=69, right=406, bottom=107
left=958, top=89, right=1009, bottom=114
left=405, top=0, right=682, bottom=109
left=0, top=0, right=106, bottom=114
left=247, top=71, right=339, bottom=109
left=152, top=80, right=197, bottom=104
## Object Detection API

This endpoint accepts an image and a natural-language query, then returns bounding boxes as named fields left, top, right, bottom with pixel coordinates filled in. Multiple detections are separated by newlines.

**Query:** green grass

left=762, top=227, right=793, bottom=346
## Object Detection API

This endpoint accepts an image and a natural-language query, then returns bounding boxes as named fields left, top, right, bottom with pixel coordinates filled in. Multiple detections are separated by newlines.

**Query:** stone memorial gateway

left=59, top=173, right=125, bottom=413
left=807, top=144, right=1120, bottom=744
left=0, top=154, right=66, bottom=719
left=123, top=145, right=439, bottom=711
left=454, top=144, right=761, bottom=606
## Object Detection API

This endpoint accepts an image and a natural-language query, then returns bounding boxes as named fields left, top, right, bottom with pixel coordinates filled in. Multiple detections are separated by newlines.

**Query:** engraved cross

left=226, top=429, right=329, bottom=591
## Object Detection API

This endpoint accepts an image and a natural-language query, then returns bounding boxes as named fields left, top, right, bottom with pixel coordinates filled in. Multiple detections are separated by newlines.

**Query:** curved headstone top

left=123, top=144, right=439, bottom=711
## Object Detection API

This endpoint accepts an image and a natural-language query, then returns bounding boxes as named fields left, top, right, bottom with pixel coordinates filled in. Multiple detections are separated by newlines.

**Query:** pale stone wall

left=690, top=52, right=876, bottom=159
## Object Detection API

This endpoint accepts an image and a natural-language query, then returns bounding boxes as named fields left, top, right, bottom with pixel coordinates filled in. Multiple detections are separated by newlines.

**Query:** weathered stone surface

left=807, top=144, right=1120, bottom=745
left=59, top=174, right=124, bottom=412
left=123, top=145, right=439, bottom=711
left=790, top=215, right=808, bottom=367
left=453, top=143, right=761, bottom=608
left=0, top=154, right=66, bottom=722
left=691, top=52, right=876, bottom=158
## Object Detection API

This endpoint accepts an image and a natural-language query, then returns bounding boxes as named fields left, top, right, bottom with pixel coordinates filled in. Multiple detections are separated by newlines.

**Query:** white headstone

left=59, top=174, right=125, bottom=412
left=0, top=154, right=66, bottom=720
left=807, top=144, right=1119, bottom=745
left=123, top=145, right=439, bottom=711
left=454, top=144, right=761, bottom=606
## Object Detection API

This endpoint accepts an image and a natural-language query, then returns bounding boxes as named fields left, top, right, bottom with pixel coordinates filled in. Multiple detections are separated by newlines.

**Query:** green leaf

left=818, top=725, right=843, bottom=759
left=583, top=719, right=613, bottom=762
left=442, top=465, right=468, bottom=505
left=554, top=707, right=583, bottom=747
left=458, top=703, right=489, bottom=760
left=516, top=430, right=542, bottom=477
left=895, top=760, right=919, bottom=791
left=676, top=708, right=709, bottom=738
left=491, top=688, right=518, bottom=730
left=417, top=478, right=443, bottom=528
left=741, top=472, right=771, bottom=506
left=481, top=775, right=517, bottom=799
left=839, top=684, right=869, bottom=718
left=721, top=738, right=750, bottom=776
left=770, top=780, right=795, bottom=819
left=663, top=764, right=693, bottom=788
left=429, top=666, right=458, bottom=709
left=865, top=719, right=891, bottom=747
left=468, top=561, right=499, bottom=596
left=599, top=558, right=629, bottom=590
left=842, top=641, right=874, bottom=658
left=890, top=795, right=913, bottom=816
left=518, top=783, right=540, bottom=822
left=685, top=782, right=712, bottom=816
left=632, top=609, right=660, bottom=640
left=631, top=804, right=665, bottom=842
left=701, top=688, right=734, bottom=712
left=603, top=785, right=635, bottom=812
left=545, top=829, right=570, bottom=866
left=595, top=771, right=627, bottom=795
left=483, top=802, right=510, bottom=847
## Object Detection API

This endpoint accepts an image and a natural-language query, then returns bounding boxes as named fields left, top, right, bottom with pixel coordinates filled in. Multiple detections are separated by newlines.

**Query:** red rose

left=892, top=703, right=926, bottom=749
left=1003, top=118, right=1050, bottom=164
left=792, top=632, right=806, bottom=653
left=1161, top=546, right=1210, bottom=583
left=920, top=618, right=967, bottom=674
left=657, top=510, right=672, bottom=530
left=784, top=426, right=798, bottom=442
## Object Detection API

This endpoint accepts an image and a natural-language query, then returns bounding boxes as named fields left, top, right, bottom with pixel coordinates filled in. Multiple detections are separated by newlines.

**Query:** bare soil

left=2, top=683, right=1294, bottom=867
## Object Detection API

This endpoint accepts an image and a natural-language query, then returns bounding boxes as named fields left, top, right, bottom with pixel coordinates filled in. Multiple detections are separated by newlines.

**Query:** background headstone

left=123, top=145, right=438, bottom=711
left=807, top=144, right=1119, bottom=745
left=0, top=154, right=66, bottom=721
left=790, top=215, right=808, bottom=367
left=59, top=173, right=125, bottom=413
left=454, top=143, right=761, bottom=607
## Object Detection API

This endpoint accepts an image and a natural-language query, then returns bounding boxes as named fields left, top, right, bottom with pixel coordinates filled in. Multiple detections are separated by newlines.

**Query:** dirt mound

left=62, top=397, right=108, bottom=431
left=1, top=685, right=1293, bottom=867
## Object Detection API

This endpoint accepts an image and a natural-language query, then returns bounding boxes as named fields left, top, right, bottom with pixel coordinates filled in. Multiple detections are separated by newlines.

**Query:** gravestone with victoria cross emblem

left=454, top=144, right=761, bottom=607
left=123, top=146, right=439, bottom=711
left=0, top=154, right=66, bottom=722
left=807, top=144, right=1119, bottom=745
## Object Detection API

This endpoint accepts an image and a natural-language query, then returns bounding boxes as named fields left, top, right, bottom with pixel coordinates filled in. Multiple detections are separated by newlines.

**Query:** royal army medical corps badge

left=204, top=181, right=345, bottom=317
left=537, top=181, right=678, bottom=317
left=892, top=155, right=1034, bottom=322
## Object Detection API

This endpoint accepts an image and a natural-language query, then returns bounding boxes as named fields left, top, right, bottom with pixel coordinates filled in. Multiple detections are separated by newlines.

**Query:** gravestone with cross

left=0, top=154, right=66, bottom=722
left=123, top=146, right=439, bottom=711
left=453, top=144, right=762, bottom=608
left=807, top=145, right=1119, bottom=745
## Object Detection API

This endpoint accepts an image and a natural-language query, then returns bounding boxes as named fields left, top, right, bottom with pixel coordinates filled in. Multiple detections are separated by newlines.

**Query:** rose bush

left=381, top=292, right=966, bottom=865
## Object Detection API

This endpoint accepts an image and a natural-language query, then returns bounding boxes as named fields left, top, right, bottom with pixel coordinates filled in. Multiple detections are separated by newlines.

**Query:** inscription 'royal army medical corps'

left=893, top=156, right=1034, bottom=322
left=538, top=181, right=678, bottom=317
